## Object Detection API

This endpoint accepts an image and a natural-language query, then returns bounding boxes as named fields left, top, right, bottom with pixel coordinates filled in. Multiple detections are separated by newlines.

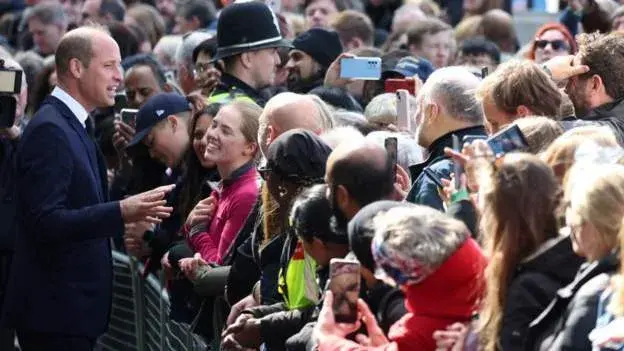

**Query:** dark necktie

left=85, top=115, right=109, bottom=201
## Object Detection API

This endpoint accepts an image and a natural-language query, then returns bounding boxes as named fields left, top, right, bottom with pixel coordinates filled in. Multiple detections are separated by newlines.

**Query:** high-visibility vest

left=207, top=86, right=256, bottom=105
left=278, top=239, right=319, bottom=310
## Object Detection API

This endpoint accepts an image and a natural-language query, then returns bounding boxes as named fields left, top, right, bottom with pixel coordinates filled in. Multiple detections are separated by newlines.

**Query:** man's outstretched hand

left=120, top=184, right=175, bottom=224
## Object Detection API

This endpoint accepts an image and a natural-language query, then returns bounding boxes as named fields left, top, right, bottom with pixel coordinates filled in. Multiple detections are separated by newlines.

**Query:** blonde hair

left=542, top=126, right=618, bottom=185
left=475, top=60, right=562, bottom=118
left=455, top=16, right=483, bottom=43
left=479, top=153, right=561, bottom=351
left=565, top=164, right=624, bottom=261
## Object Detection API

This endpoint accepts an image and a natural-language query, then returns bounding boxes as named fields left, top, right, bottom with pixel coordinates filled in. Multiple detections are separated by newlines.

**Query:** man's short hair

left=419, top=67, right=483, bottom=124
left=406, top=17, right=452, bottom=49
left=100, top=0, right=125, bottom=22
left=330, top=10, right=374, bottom=47
left=475, top=60, right=562, bottom=118
left=577, top=32, right=624, bottom=101
left=26, top=2, right=67, bottom=27
left=175, top=31, right=214, bottom=70
left=177, top=0, right=217, bottom=28
left=192, top=37, right=218, bottom=64
left=55, top=26, right=108, bottom=75
left=122, top=53, right=168, bottom=88
left=331, top=143, right=395, bottom=207
left=458, top=36, right=501, bottom=65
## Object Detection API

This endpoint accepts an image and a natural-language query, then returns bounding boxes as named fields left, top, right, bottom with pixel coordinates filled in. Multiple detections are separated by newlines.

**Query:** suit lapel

left=45, top=96, right=104, bottom=201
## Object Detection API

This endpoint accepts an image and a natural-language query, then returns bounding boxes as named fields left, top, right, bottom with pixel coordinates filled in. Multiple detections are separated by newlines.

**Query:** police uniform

left=209, top=1, right=291, bottom=107
left=207, top=73, right=267, bottom=107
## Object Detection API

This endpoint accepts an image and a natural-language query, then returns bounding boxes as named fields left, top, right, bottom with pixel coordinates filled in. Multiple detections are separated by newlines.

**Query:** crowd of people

left=1, top=0, right=624, bottom=350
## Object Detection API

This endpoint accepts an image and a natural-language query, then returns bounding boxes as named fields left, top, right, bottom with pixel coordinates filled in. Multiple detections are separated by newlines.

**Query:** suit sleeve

left=18, top=123, right=124, bottom=244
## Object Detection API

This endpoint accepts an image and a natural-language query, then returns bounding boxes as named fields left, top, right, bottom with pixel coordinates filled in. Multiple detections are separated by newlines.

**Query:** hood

left=403, top=238, right=487, bottom=320
left=516, top=235, right=584, bottom=285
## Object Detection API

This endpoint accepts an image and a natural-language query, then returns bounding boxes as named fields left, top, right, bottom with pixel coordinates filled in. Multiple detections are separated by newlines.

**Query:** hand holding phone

left=120, top=108, right=138, bottom=128
left=328, top=258, right=361, bottom=323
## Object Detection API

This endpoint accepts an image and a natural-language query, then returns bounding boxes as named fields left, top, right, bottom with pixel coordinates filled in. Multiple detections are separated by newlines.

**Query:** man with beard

left=286, top=28, right=343, bottom=94
left=405, top=67, right=486, bottom=210
left=207, top=1, right=291, bottom=107
left=324, top=140, right=396, bottom=235
left=560, top=32, right=624, bottom=144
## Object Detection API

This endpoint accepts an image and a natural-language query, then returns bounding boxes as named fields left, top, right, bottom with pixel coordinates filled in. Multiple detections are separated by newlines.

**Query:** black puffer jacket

left=527, top=252, right=619, bottom=351
left=498, top=235, right=584, bottom=351
left=578, top=98, right=624, bottom=146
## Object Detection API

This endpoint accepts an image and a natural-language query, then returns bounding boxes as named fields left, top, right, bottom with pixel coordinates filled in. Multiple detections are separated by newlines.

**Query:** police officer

left=208, top=1, right=291, bottom=107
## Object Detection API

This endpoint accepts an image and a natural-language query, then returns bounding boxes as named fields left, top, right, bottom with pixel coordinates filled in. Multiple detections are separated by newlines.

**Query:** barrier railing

left=97, top=251, right=208, bottom=351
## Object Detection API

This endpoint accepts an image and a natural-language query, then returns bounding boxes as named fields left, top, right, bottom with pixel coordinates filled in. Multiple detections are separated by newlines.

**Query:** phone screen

left=328, top=259, right=361, bottom=323
left=487, top=124, right=528, bottom=157
left=0, top=96, right=17, bottom=128
left=120, top=108, right=138, bottom=127
left=114, top=93, right=128, bottom=115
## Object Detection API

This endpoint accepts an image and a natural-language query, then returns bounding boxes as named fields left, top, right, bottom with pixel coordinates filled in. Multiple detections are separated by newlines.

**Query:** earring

left=278, top=185, right=288, bottom=198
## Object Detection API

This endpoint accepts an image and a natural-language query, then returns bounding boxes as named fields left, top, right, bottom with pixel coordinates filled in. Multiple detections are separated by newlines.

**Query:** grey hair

left=320, top=126, right=365, bottom=149
left=154, top=35, right=183, bottom=69
left=419, top=66, right=483, bottom=124
left=308, top=94, right=335, bottom=132
left=25, top=2, right=68, bottom=27
left=366, top=131, right=424, bottom=175
left=333, top=110, right=367, bottom=129
left=364, top=92, right=419, bottom=127
left=392, top=3, right=426, bottom=33
left=175, top=31, right=214, bottom=70
left=15, top=51, right=43, bottom=89
left=373, top=205, right=469, bottom=269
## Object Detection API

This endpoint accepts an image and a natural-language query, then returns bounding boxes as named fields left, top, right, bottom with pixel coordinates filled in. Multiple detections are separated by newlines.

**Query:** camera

left=0, top=60, right=23, bottom=129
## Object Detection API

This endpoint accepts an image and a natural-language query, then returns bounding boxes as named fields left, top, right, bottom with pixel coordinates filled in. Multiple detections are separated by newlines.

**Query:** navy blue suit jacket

left=3, top=96, right=124, bottom=338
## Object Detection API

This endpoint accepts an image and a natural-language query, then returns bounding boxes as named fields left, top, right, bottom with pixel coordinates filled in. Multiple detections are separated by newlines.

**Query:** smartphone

left=487, top=124, right=528, bottom=157
left=385, top=78, right=415, bottom=95
left=452, top=134, right=463, bottom=189
left=120, top=108, right=138, bottom=127
left=114, top=92, right=128, bottom=115
left=340, top=57, right=382, bottom=80
left=164, top=70, right=176, bottom=82
left=395, top=89, right=410, bottom=131
left=385, top=137, right=398, bottom=182
left=328, top=258, right=361, bottom=323
left=0, top=96, right=17, bottom=128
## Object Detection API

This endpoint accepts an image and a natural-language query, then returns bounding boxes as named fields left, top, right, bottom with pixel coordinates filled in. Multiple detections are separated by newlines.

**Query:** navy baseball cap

left=382, top=56, right=435, bottom=82
left=127, top=93, right=192, bottom=147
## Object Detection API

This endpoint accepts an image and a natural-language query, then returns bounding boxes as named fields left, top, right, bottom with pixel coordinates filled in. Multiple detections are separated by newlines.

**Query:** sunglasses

left=535, top=39, right=569, bottom=51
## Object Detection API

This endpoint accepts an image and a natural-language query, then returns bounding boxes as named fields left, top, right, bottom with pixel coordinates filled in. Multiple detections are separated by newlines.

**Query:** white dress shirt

left=51, top=86, right=90, bottom=128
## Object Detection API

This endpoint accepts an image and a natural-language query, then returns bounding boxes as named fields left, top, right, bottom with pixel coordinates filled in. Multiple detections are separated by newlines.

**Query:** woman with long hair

left=178, top=101, right=261, bottom=267
left=528, top=157, right=624, bottom=350
left=477, top=152, right=583, bottom=351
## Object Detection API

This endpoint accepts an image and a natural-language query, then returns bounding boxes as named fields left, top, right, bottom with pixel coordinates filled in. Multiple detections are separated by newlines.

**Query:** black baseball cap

left=347, top=200, right=406, bottom=271
left=127, top=93, right=192, bottom=147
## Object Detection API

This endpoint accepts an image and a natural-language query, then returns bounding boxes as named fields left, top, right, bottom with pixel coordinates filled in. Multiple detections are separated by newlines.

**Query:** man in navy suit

left=2, top=26, right=175, bottom=350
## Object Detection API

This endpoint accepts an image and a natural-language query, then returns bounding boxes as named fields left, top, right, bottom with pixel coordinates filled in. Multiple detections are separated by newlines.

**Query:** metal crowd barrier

left=97, top=251, right=208, bottom=351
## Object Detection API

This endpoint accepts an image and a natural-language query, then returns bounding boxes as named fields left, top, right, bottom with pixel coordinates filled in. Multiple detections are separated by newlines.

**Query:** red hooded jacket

left=320, top=238, right=487, bottom=351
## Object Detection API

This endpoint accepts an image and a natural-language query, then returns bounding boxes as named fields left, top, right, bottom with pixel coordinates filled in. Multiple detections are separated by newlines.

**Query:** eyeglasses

left=535, top=39, right=569, bottom=51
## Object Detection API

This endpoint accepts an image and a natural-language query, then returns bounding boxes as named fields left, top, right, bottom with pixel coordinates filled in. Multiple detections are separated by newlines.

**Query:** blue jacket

left=2, top=96, right=124, bottom=338
left=406, top=126, right=487, bottom=210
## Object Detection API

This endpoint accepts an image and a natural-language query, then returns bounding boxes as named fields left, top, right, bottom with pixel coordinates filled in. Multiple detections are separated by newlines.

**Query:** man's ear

left=68, top=58, right=84, bottom=79
left=266, top=124, right=276, bottom=146
left=240, top=52, right=253, bottom=69
left=516, top=105, right=531, bottom=117
left=167, top=115, right=178, bottom=131
left=335, top=184, right=350, bottom=211
left=591, top=74, right=605, bottom=96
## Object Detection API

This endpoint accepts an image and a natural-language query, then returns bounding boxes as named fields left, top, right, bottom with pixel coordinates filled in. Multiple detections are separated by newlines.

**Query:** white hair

left=366, top=131, right=424, bottom=176
left=320, top=126, right=365, bottom=149
left=175, top=31, right=213, bottom=69
left=418, top=66, right=483, bottom=124
left=364, top=92, right=419, bottom=127
left=154, top=35, right=183, bottom=69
